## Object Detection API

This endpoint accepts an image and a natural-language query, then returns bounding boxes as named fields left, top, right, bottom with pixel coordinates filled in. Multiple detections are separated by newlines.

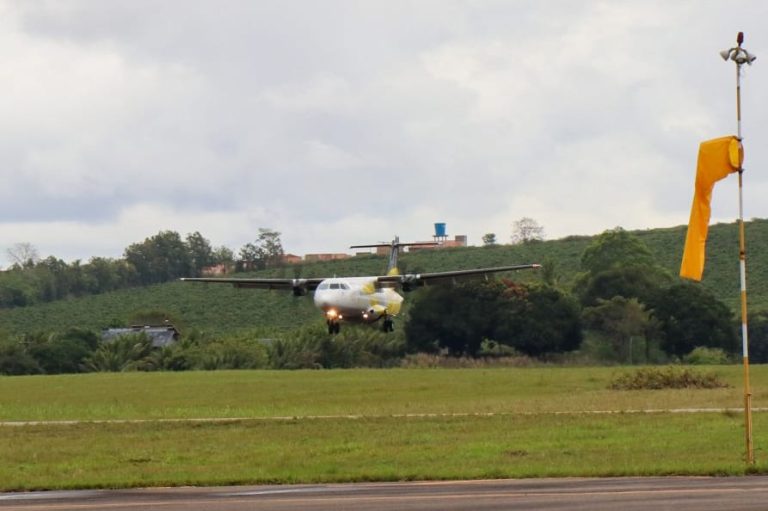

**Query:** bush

left=0, top=338, right=41, bottom=375
left=683, top=347, right=732, bottom=365
left=608, top=366, right=730, bottom=390
left=267, top=324, right=406, bottom=369
left=648, top=283, right=738, bottom=357
left=187, top=337, right=268, bottom=370
left=25, top=329, right=100, bottom=374
left=84, top=333, right=155, bottom=372
left=478, top=339, right=522, bottom=358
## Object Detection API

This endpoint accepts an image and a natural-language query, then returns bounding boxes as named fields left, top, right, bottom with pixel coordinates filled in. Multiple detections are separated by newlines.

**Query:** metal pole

left=728, top=32, right=754, bottom=465
left=738, top=148, right=753, bottom=466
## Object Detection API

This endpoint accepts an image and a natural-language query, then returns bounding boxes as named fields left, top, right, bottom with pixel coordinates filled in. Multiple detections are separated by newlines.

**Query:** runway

left=4, top=477, right=768, bottom=511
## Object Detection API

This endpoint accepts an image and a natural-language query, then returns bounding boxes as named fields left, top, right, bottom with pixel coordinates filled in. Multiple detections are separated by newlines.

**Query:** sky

left=1, top=1, right=767, bottom=267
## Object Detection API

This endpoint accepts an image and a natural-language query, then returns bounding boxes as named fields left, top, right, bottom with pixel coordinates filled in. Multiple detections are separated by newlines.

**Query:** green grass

left=1, top=366, right=765, bottom=421
left=2, top=366, right=768, bottom=490
left=2, top=413, right=766, bottom=490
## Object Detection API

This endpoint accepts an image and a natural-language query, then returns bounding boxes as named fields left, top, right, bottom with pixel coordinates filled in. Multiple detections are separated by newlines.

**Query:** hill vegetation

left=2, top=219, right=767, bottom=337
left=2, top=220, right=768, bottom=374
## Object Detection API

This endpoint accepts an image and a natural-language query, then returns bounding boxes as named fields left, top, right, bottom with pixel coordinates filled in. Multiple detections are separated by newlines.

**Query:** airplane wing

left=179, top=277, right=326, bottom=294
left=375, top=263, right=541, bottom=290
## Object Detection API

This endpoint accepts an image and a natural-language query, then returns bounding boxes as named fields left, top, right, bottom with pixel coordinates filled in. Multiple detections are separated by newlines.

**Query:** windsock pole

left=722, top=31, right=755, bottom=465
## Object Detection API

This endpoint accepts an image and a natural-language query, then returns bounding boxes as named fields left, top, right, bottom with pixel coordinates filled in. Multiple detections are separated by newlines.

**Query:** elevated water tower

left=433, top=222, right=448, bottom=243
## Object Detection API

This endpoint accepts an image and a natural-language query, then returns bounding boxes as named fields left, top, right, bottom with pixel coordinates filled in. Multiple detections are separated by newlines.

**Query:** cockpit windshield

left=319, top=281, right=350, bottom=290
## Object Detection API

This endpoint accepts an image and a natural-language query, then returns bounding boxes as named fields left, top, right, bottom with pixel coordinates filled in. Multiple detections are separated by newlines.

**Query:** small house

left=101, top=325, right=181, bottom=348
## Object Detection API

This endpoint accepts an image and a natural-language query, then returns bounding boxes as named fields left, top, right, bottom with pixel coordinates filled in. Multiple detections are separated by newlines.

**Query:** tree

left=495, top=284, right=583, bottom=357
left=405, top=282, right=503, bottom=356
left=124, top=231, right=192, bottom=284
left=83, top=257, right=122, bottom=294
left=583, top=297, right=652, bottom=363
left=0, top=338, right=41, bottom=375
left=648, top=283, right=737, bottom=357
left=238, top=228, right=285, bottom=271
left=238, top=243, right=260, bottom=271
left=6, top=242, right=39, bottom=269
left=0, top=282, right=27, bottom=307
left=33, top=256, right=78, bottom=302
left=25, top=329, right=99, bottom=374
left=212, top=245, right=235, bottom=266
left=576, top=228, right=669, bottom=307
left=580, top=265, right=668, bottom=307
left=539, top=259, right=561, bottom=287
left=185, top=232, right=215, bottom=276
left=405, top=281, right=582, bottom=357
left=482, top=233, right=497, bottom=246
left=511, top=217, right=544, bottom=244
left=746, top=311, right=768, bottom=363
left=580, top=228, right=655, bottom=275
left=257, top=228, right=285, bottom=268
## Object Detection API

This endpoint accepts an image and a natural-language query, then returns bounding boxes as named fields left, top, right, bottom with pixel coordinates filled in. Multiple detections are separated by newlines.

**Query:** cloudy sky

left=1, top=1, right=766, bottom=267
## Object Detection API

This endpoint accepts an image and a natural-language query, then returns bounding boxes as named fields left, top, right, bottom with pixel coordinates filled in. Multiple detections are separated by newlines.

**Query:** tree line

left=405, top=228, right=740, bottom=363
left=0, top=229, right=284, bottom=308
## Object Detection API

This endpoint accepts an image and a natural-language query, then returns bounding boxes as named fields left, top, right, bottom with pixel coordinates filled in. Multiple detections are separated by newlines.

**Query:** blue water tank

left=434, top=223, right=447, bottom=237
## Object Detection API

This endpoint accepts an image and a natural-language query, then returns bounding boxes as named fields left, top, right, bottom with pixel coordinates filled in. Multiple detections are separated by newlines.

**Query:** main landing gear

left=382, top=316, right=394, bottom=333
left=327, top=319, right=341, bottom=335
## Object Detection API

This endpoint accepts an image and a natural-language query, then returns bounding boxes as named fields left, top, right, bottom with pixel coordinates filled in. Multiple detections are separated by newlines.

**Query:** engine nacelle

left=366, top=304, right=387, bottom=319
left=292, top=279, right=308, bottom=297
left=400, top=274, right=421, bottom=292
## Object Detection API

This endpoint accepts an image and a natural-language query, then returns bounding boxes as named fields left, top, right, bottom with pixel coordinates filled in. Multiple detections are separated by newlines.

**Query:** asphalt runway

left=4, top=477, right=768, bottom=511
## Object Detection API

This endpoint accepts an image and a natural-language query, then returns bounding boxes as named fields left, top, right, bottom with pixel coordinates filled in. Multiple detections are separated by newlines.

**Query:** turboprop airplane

left=181, top=237, right=540, bottom=334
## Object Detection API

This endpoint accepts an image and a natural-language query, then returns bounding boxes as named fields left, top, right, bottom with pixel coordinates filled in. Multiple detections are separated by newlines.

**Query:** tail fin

left=351, top=236, right=438, bottom=276
left=386, top=237, right=400, bottom=276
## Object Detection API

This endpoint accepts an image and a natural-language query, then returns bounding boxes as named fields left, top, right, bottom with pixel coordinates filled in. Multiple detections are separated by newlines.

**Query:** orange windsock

left=680, top=136, right=743, bottom=281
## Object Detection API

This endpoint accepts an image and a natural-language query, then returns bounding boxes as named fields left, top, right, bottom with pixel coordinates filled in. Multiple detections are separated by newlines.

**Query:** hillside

left=2, top=219, right=768, bottom=336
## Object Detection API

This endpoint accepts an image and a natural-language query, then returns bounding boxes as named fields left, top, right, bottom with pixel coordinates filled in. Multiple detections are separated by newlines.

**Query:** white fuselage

left=313, top=277, right=403, bottom=324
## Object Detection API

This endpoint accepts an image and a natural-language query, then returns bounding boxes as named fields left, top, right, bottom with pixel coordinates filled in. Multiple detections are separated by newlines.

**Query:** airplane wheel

left=328, top=321, right=340, bottom=335
left=334, top=322, right=341, bottom=334
left=382, top=318, right=394, bottom=333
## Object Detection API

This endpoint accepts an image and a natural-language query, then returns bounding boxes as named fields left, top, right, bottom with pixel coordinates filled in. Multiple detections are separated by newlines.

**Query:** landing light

left=327, top=309, right=338, bottom=319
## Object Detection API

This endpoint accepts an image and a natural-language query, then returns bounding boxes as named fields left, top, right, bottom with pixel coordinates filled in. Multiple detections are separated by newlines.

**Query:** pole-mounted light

left=721, top=32, right=757, bottom=65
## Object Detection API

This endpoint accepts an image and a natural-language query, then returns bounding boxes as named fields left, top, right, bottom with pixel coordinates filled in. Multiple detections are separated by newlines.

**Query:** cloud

left=1, top=0, right=767, bottom=268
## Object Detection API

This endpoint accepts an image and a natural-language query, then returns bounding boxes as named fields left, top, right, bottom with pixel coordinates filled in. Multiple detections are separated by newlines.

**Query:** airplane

left=181, top=237, right=540, bottom=334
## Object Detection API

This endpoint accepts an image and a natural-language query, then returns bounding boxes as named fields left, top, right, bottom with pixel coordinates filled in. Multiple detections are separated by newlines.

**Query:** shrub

left=683, top=347, right=732, bottom=365
left=188, top=337, right=268, bottom=370
left=478, top=339, right=521, bottom=357
left=267, top=324, right=406, bottom=369
left=84, top=333, right=155, bottom=372
left=25, top=329, right=100, bottom=374
left=608, top=366, right=730, bottom=390
left=0, top=338, right=41, bottom=375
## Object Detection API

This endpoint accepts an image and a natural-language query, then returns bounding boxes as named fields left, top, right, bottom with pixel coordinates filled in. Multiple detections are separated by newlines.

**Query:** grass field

left=2, top=366, right=768, bottom=490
